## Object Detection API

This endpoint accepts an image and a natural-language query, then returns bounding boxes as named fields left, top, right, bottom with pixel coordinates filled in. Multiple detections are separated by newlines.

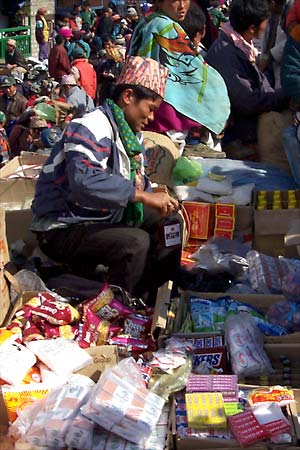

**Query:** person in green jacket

left=209, top=1, right=228, bottom=28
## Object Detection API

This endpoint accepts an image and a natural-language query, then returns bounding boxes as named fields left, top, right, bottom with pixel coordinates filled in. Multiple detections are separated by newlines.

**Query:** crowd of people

left=0, top=0, right=300, bottom=303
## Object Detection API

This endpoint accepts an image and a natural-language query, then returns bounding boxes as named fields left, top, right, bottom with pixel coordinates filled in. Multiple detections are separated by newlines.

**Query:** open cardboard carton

left=0, top=152, right=47, bottom=211
left=165, top=292, right=300, bottom=388
left=171, top=385, right=300, bottom=450
left=253, top=190, right=300, bottom=258
left=169, top=291, right=300, bottom=345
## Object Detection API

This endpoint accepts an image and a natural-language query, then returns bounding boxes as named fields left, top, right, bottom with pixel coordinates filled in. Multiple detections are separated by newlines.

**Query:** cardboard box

left=170, top=291, right=295, bottom=344
left=0, top=152, right=47, bottom=212
left=172, top=392, right=300, bottom=450
left=76, top=345, right=119, bottom=382
left=254, top=190, right=300, bottom=257
left=182, top=202, right=215, bottom=240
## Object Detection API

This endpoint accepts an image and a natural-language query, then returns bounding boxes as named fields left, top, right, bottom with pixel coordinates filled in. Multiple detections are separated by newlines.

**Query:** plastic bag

left=267, top=299, right=300, bottom=332
left=191, top=237, right=249, bottom=277
left=281, top=269, right=300, bottom=303
left=149, top=359, right=192, bottom=401
left=225, top=313, right=273, bottom=378
left=81, top=358, right=165, bottom=446
left=196, top=175, right=232, bottom=195
left=247, top=251, right=300, bottom=294
left=172, top=156, right=202, bottom=185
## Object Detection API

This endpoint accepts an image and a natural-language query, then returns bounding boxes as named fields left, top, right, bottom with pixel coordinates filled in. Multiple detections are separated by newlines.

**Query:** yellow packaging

left=0, top=329, right=18, bottom=346
left=185, top=392, right=227, bottom=429
left=2, top=383, right=50, bottom=424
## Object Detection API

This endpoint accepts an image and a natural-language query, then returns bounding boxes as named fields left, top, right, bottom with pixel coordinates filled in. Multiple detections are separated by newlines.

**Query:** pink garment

left=145, top=101, right=200, bottom=133
left=221, top=22, right=258, bottom=63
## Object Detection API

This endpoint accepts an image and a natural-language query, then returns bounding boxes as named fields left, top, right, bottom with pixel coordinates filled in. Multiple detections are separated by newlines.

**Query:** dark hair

left=229, top=0, right=270, bottom=33
left=111, top=84, right=161, bottom=102
left=181, top=3, right=206, bottom=40
left=55, top=34, right=64, bottom=45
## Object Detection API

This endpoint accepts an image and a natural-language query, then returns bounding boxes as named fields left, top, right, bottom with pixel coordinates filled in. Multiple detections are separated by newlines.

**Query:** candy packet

left=16, top=292, right=80, bottom=325
left=82, top=283, right=134, bottom=322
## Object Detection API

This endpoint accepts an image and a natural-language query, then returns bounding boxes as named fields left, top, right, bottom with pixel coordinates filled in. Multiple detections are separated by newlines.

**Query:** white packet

left=81, top=358, right=164, bottom=446
left=0, top=341, right=36, bottom=384
left=196, top=175, right=232, bottom=195
left=64, top=413, right=94, bottom=450
left=26, top=338, right=92, bottom=376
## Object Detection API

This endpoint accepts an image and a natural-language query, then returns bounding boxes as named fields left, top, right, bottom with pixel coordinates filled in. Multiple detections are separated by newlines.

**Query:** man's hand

left=134, top=190, right=179, bottom=217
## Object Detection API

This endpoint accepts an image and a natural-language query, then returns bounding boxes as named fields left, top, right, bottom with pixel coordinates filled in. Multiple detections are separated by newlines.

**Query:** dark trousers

left=36, top=207, right=182, bottom=303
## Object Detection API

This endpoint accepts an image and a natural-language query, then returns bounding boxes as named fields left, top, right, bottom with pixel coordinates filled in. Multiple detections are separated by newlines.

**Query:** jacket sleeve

left=63, top=121, right=136, bottom=210
left=281, top=36, right=300, bottom=100
left=206, top=48, right=288, bottom=115
left=14, top=49, right=27, bottom=67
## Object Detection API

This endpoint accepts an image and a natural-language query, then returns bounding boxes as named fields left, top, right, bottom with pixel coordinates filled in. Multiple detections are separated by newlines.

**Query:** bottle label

left=163, top=222, right=181, bottom=247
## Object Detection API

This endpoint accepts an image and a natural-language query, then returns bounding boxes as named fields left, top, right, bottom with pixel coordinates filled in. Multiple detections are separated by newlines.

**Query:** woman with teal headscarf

left=129, top=0, right=230, bottom=136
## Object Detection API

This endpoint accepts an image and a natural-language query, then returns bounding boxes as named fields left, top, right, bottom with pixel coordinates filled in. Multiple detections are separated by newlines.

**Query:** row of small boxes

left=182, top=202, right=235, bottom=242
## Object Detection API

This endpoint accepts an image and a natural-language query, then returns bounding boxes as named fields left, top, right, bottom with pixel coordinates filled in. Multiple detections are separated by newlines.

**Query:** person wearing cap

left=70, top=45, right=97, bottom=100
left=126, top=7, right=140, bottom=32
left=35, top=7, right=50, bottom=61
left=5, top=39, right=27, bottom=79
left=61, top=74, right=94, bottom=114
left=28, top=117, right=48, bottom=152
left=68, top=31, right=91, bottom=59
left=0, top=112, right=10, bottom=165
left=58, top=27, right=72, bottom=53
left=31, top=56, right=181, bottom=305
left=0, top=77, right=27, bottom=128
left=48, top=35, right=71, bottom=81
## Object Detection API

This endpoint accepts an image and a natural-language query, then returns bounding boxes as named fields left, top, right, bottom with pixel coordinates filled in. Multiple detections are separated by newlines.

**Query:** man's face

left=123, top=94, right=162, bottom=133
left=158, top=0, right=190, bottom=22
left=4, top=85, right=17, bottom=97
left=6, top=44, right=14, bottom=53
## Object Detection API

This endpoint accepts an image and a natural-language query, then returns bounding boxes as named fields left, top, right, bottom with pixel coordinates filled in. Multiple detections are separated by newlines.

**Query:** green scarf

left=106, top=99, right=144, bottom=225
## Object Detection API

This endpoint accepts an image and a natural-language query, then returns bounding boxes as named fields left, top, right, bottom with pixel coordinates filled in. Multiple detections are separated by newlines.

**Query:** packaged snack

left=0, top=328, right=20, bottom=346
left=225, top=313, right=273, bottom=378
left=0, top=341, right=37, bottom=385
left=189, top=297, right=227, bottom=333
left=192, top=347, right=227, bottom=373
left=37, top=319, right=78, bottom=340
left=17, top=293, right=80, bottom=325
left=64, top=413, right=94, bottom=450
left=77, top=308, right=122, bottom=348
left=83, top=283, right=134, bottom=322
left=228, top=410, right=269, bottom=446
left=2, top=383, right=50, bottom=424
left=22, top=321, right=44, bottom=342
left=26, top=338, right=93, bottom=376
left=81, top=358, right=164, bottom=446
left=247, top=250, right=300, bottom=294
left=124, top=314, right=151, bottom=339
left=248, top=386, right=294, bottom=407
left=108, top=335, right=150, bottom=353
left=185, top=392, right=227, bottom=429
